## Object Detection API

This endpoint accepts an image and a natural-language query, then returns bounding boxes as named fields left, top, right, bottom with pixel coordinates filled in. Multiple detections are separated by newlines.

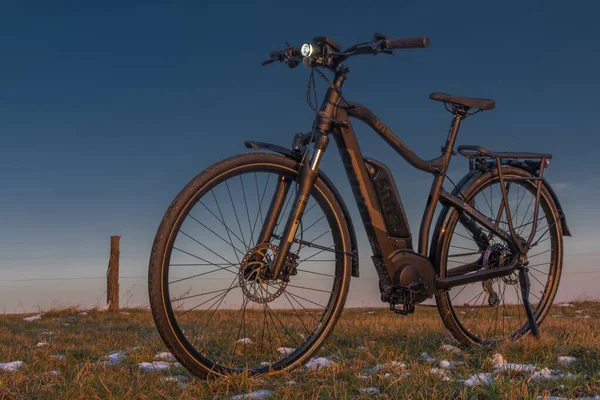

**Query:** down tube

left=331, top=108, right=396, bottom=279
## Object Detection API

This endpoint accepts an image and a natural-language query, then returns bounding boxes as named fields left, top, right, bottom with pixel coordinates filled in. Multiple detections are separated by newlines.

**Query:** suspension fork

left=256, top=175, right=292, bottom=245
left=269, top=132, right=329, bottom=277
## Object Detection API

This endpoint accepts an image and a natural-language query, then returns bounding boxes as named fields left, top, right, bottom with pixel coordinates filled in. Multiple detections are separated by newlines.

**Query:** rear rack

left=457, top=145, right=552, bottom=160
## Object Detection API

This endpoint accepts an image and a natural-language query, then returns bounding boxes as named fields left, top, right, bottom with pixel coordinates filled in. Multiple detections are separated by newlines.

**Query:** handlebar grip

left=385, top=37, right=430, bottom=49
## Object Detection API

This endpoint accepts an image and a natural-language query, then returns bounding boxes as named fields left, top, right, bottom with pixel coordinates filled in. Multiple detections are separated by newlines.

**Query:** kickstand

left=519, top=267, right=540, bottom=338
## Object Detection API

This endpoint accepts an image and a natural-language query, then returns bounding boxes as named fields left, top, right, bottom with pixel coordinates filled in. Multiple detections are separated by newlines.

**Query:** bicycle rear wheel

left=434, top=166, right=563, bottom=345
left=148, top=153, right=352, bottom=376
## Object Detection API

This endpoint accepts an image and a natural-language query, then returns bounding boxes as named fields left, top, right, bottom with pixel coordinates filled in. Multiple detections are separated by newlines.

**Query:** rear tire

left=434, top=166, right=563, bottom=345
left=148, top=153, right=352, bottom=377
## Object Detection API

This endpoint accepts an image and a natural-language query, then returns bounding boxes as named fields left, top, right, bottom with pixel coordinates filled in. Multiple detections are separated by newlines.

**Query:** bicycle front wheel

left=148, top=153, right=352, bottom=377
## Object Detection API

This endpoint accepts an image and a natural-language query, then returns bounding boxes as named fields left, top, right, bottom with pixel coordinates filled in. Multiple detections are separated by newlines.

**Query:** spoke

left=201, top=199, right=248, bottom=252
left=172, top=247, right=237, bottom=275
left=302, top=214, right=326, bottom=234
left=450, top=244, right=480, bottom=252
left=286, top=291, right=327, bottom=309
left=265, top=303, right=302, bottom=348
left=177, top=232, right=237, bottom=270
left=283, top=292, right=311, bottom=337
left=296, top=269, right=335, bottom=278
left=225, top=180, right=248, bottom=250
left=239, top=175, right=255, bottom=248
left=286, top=284, right=333, bottom=294
left=230, top=296, right=251, bottom=365
left=171, top=262, right=232, bottom=267
left=306, top=229, right=331, bottom=245
left=188, top=214, right=245, bottom=260
left=191, top=274, right=240, bottom=346
left=176, top=284, right=233, bottom=318
left=170, top=265, right=236, bottom=285
left=172, top=287, right=232, bottom=302
left=528, top=249, right=551, bottom=259
left=451, top=283, right=470, bottom=303
left=251, top=173, right=271, bottom=243
left=516, top=196, right=535, bottom=236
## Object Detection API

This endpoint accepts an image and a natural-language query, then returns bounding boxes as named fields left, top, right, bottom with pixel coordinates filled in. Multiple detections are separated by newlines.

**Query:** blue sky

left=1, top=1, right=599, bottom=312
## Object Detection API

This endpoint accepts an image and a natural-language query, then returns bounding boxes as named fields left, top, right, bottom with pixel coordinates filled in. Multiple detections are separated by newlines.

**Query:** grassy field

left=1, top=302, right=599, bottom=399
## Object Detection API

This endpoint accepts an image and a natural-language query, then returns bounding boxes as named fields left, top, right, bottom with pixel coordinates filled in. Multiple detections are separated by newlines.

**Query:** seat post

left=440, top=112, right=465, bottom=172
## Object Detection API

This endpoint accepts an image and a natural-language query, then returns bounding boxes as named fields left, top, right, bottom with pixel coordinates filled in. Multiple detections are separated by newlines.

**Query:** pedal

left=389, top=281, right=426, bottom=316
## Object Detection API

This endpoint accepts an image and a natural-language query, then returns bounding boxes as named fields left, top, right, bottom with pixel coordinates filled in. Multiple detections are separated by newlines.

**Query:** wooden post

left=107, top=235, right=121, bottom=311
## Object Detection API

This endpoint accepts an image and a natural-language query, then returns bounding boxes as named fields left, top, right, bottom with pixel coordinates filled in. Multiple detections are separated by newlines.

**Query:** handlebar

left=262, top=33, right=430, bottom=68
left=385, top=36, right=429, bottom=49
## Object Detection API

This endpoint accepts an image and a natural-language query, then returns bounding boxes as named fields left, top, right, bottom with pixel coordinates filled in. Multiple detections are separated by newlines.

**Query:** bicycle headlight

left=301, top=43, right=314, bottom=57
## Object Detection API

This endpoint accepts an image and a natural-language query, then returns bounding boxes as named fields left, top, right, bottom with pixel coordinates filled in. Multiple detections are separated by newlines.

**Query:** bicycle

left=148, top=33, right=571, bottom=377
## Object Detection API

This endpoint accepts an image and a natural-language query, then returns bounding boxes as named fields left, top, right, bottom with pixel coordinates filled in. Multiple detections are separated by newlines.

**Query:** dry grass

left=1, top=302, right=599, bottom=399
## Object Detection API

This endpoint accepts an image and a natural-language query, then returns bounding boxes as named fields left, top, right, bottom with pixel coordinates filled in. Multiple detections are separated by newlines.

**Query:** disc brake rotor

left=239, top=243, right=288, bottom=304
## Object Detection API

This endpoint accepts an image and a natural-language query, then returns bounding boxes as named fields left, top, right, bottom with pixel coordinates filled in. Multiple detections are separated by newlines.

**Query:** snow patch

left=531, top=368, right=574, bottom=381
left=259, top=361, right=270, bottom=367
left=285, top=380, right=297, bottom=385
left=440, top=344, right=462, bottom=355
left=161, top=375, right=188, bottom=388
left=23, top=314, right=43, bottom=322
left=36, top=342, right=49, bottom=347
left=229, top=389, right=275, bottom=400
left=276, top=347, right=295, bottom=355
left=235, top=338, right=254, bottom=344
left=96, top=304, right=110, bottom=312
left=47, top=370, right=60, bottom=376
left=420, top=352, right=436, bottom=363
left=305, top=357, right=334, bottom=371
left=576, top=310, right=586, bottom=314
left=576, top=315, right=591, bottom=319
left=495, top=363, right=536, bottom=373
left=366, top=361, right=407, bottom=373
left=491, top=353, right=507, bottom=369
left=439, top=360, right=464, bottom=369
left=557, top=356, right=576, bottom=366
left=98, top=351, right=127, bottom=366
left=429, top=367, right=451, bottom=381
left=359, top=375, right=368, bottom=380
left=558, top=303, right=573, bottom=307
left=50, top=354, right=66, bottom=360
left=0, top=361, right=24, bottom=372
left=154, top=352, right=177, bottom=362
left=463, top=373, right=495, bottom=387
left=357, top=346, right=366, bottom=351
left=138, top=361, right=177, bottom=372
left=359, top=387, right=379, bottom=394
left=78, top=312, right=88, bottom=316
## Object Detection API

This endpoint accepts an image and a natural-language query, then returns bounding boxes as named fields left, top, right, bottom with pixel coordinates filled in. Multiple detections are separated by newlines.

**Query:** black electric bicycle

left=148, top=34, right=571, bottom=377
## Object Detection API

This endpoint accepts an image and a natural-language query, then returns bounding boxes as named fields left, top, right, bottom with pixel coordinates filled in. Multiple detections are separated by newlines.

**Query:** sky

left=1, top=0, right=599, bottom=313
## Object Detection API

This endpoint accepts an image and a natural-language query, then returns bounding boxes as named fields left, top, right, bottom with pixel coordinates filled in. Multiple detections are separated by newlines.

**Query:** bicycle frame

left=258, top=65, right=561, bottom=294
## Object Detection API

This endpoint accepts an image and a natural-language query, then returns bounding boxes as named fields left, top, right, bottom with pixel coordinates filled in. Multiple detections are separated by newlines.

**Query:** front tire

left=148, top=153, right=352, bottom=377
